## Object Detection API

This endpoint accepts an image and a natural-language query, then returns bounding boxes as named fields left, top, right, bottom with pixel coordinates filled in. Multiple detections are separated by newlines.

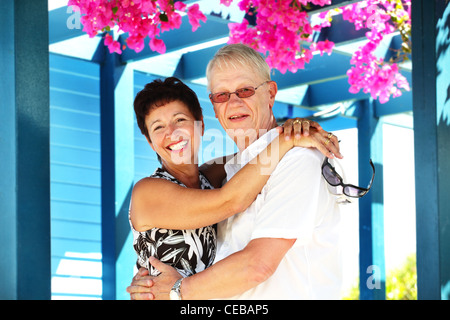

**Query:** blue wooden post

left=113, top=60, right=136, bottom=301
left=357, top=99, right=386, bottom=300
left=0, top=0, right=50, bottom=299
left=99, top=36, right=117, bottom=300
left=97, top=35, right=135, bottom=300
left=411, top=0, right=450, bottom=300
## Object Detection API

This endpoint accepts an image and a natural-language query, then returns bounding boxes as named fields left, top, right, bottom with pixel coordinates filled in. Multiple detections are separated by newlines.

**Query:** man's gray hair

left=206, top=44, right=271, bottom=90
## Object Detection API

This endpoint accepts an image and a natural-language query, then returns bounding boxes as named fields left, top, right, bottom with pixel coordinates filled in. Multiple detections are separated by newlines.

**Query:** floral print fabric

left=130, top=168, right=217, bottom=277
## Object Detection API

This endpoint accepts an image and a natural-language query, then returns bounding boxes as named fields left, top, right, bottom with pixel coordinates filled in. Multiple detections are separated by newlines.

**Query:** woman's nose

left=164, top=123, right=176, bottom=138
left=166, top=125, right=186, bottom=143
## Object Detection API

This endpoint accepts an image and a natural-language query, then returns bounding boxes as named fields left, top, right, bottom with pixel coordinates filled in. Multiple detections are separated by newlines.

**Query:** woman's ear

left=201, top=117, right=205, bottom=136
left=194, top=118, right=205, bottom=137
left=145, top=134, right=155, bottom=151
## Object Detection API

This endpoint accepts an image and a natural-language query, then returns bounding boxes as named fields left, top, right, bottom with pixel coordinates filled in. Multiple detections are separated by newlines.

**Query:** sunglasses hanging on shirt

left=322, top=157, right=375, bottom=200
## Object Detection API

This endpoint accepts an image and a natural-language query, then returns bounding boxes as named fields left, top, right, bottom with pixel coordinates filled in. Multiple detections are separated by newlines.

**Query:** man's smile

left=228, top=114, right=249, bottom=122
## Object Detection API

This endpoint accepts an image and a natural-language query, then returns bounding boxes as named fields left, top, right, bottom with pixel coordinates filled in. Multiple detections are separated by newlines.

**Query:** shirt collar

left=225, top=127, right=280, bottom=179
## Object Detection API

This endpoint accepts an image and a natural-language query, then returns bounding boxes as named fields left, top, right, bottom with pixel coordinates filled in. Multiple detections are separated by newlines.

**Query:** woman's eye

left=153, top=126, right=163, bottom=131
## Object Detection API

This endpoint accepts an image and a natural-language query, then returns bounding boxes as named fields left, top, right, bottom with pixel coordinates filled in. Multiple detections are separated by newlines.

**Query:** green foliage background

left=343, top=254, right=417, bottom=300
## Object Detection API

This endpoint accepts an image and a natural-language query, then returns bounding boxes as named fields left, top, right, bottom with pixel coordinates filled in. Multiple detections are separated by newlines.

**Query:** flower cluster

left=67, top=0, right=206, bottom=54
left=224, top=0, right=334, bottom=74
left=224, top=0, right=410, bottom=103
left=69, top=0, right=411, bottom=104
left=338, top=0, right=411, bottom=103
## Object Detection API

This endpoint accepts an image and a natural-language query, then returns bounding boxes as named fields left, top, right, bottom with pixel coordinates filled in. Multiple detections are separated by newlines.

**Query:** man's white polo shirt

left=215, top=128, right=342, bottom=299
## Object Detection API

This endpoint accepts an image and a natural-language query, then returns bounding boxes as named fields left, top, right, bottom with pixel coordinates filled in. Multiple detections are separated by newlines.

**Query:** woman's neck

left=162, top=162, right=200, bottom=189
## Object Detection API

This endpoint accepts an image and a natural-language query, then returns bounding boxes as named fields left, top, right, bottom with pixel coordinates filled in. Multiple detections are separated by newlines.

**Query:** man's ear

left=268, top=80, right=278, bottom=109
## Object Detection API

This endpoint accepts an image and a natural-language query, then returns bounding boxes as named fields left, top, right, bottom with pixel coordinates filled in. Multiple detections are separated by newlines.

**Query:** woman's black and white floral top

left=129, top=168, right=217, bottom=277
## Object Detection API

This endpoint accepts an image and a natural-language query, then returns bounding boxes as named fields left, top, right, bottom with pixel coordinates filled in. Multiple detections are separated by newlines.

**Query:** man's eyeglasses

left=322, top=157, right=375, bottom=198
left=209, top=81, right=270, bottom=103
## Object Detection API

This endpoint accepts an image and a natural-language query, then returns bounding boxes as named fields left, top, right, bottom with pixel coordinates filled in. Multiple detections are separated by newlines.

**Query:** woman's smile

left=167, top=139, right=189, bottom=152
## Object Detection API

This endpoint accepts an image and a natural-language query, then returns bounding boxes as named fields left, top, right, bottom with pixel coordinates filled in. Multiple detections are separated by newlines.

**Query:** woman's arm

left=199, top=119, right=342, bottom=188
left=130, top=119, right=342, bottom=231
left=130, top=131, right=294, bottom=231
left=198, top=153, right=236, bottom=188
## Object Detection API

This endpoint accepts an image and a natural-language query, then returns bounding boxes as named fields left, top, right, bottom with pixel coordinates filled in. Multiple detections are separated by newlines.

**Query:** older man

left=128, top=44, right=342, bottom=300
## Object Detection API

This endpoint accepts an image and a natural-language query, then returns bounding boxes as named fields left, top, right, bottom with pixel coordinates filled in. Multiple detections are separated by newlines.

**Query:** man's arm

left=127, top=150, right=325, bottom=300
left=182, top=237, right=296, bottom=299
left=128, top=237, right=295, bottom=300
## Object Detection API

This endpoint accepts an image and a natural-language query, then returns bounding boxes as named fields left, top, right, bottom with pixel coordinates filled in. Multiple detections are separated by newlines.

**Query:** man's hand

left=280, top=118, right=342, bottom=159
left=127, top=257, right=183, bottom=300
left=146, top=257, right=183, bottom=300
left=301, top=127, right=342, bottom=159
left=126, top=267, right=155, bottom=300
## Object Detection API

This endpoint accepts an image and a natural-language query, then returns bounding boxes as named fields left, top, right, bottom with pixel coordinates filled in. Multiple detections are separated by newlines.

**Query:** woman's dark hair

left=134, top=77, right=203, bottom=141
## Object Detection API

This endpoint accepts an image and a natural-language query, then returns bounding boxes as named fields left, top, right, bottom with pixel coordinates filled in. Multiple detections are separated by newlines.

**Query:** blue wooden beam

left=49, top=6, right=85, bottom=44
left=316, top=12, right=368, bottom=44
left=99, top=35, right=118, bottom=301
left=174, top=45, right=222, bottom=81
left=98, top=33, right=136, bottom=300
left=119, top=14, right=230, bottom=63
left=305, top=70, right=411, bottom=109
left=174, top=47, right=353, bottom=86
left=113, top=63, right=136, bottom=301
left=136, top=0, right=364, bottom=62
left=305, top=77, right=360, bottom=106
left=305, top=0, right=361, bottom=13
left=272, top=53, right=351, bottom=88
left=411, top=0, right=450, bottom=300
left=172, top=24, right=369, bottom=83
left=357, top=99, right=386, bottom=300
left=0, top=0, right=51, bottom=300
left=49, top=1, right=367, bottom=60
left=173, top=35, right=410, bottom=109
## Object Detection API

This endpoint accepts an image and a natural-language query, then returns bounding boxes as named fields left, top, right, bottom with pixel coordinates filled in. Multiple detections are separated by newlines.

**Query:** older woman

left=129, top=76, right=340, bottom=278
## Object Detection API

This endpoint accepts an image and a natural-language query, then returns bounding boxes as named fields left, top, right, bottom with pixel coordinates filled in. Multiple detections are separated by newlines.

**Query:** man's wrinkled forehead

left=207, top=57, right=267, bottom=91
left=207, top=57, right=244, bottom=88
left=212, top=56, right=246, bottom=72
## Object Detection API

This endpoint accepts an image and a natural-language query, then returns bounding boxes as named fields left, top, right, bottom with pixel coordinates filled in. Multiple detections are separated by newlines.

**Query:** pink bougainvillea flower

left=70, top=0, right=411, bottom=104
left=174, top=1, right=186, bottom=11
left=149, top=37, right=166, bottom=54
left=220, top=0, right=234, bottom=6
left=310, top=39, right=334, bottom=56
left=187, top=4, right=207, bottom=32
left=104, top=33, right=122, bottom=54
left=126, top=34, right=145, bottom=53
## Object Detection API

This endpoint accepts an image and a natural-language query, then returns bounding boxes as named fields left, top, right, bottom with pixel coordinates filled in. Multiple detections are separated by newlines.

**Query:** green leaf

left=160, top=12, right=168, bottom=22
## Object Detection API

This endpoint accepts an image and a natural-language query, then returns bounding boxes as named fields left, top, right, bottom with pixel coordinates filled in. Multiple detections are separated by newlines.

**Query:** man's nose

left=228, top=91, right=243, bottom=104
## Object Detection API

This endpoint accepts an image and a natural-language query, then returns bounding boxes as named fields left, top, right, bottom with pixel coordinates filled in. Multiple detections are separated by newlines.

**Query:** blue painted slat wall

left=49, top=54, right=102, bottom=299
